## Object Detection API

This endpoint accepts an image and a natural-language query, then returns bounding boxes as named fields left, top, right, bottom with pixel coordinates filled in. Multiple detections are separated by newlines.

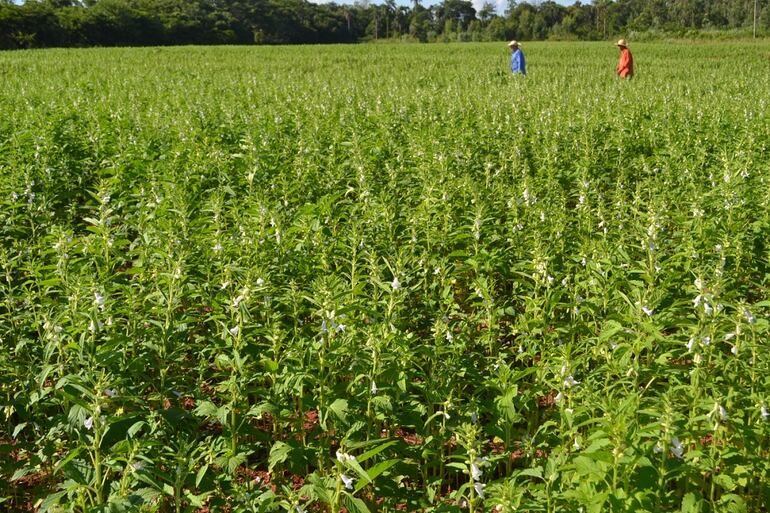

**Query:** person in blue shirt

left=508, top=40, right=526, bottom=75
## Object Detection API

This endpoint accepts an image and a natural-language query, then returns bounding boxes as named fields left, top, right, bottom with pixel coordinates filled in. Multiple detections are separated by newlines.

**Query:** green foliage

left=1, top=0, right=769, bottom=50
left=1, top=41, right=770, bottom=513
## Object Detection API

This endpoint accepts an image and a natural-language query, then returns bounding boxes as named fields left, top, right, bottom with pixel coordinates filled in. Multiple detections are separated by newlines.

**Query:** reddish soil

left=538, top=390, right=557, bottom=407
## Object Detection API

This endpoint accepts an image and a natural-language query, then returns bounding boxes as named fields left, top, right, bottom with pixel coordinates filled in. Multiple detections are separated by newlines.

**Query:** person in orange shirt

left=615, top=39, right=634, bottom=79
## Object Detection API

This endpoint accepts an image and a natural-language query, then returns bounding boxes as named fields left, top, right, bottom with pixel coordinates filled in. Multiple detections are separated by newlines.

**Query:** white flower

left=670, top=437, right=684, bottom=459
left=702, top=336, right=711, bottom=346
left=719, top=405, right=728, bottom=422
left=94, top=293, right=105, bottom=309
left=693, top=294, right=703, bottom=308
left=703, top=303, right=713, bottom=315
left=745, top=309, right=756, bottom=324
left=341, top=474, right=354, bottom=490
left=391, top=277, right=401, bottom=290
left=321, top=320, right=328, bottom=333
left=694, top=278, right=703, bottom=290
left=229, top=326, right=240, bottom=337
left=336, top=451, right=356, bottom=463
left=445, top=331, right=453, bottom=342
left=336, top=323, right=346, bottom=333
left=573, top=438, right=581, bottom=450
left=256, top=277, right=265, bottom=286
left=761, top=406, right=769, bottom=421
left=371, top=381, right=377, bottom=394
left=563, top=375, right=580, bottom=388
left=686, top=338, right=695, bottom=353
left=724, top=332, right=735, bottom=341
left=212, top=243, right=223, bottom=252
left=642, top=305, right=653, bottom=317
left=105, top=389, right=117, bottom=398
left=131, top=461, right=144, bottom=471
left=653, top=442, right=663, bottom=454
left=471, top=462, right=482, bottom=481
left=473, top=482, right=485, bottom=499
left=731, top=345, right=737, bottom=355
left=554, top=392, right=563, bottom=404
left=84, top=417, right=94, bottom=430
left=715, top=244, right=722, bottom=253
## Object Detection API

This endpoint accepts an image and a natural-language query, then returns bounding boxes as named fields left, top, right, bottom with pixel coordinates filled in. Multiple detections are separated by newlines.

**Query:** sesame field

left=1, top=41, right=770, bottom=512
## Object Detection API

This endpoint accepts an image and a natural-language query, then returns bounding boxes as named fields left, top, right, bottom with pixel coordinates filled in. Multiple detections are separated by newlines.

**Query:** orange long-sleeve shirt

left=617, top=47, right=634, bottom=78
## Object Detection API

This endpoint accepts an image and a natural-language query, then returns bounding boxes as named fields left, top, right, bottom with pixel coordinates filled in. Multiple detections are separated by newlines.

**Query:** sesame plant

left=1, top=41, right=770, bottom=513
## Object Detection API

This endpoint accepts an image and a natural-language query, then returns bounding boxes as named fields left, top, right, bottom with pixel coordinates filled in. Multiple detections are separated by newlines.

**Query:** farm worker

left=508, top=40, right=526, bottom=75
left=615, top=39, right=634, bottom=79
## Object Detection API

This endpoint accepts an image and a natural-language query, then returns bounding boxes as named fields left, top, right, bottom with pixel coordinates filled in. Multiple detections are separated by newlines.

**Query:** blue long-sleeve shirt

left=511, top=48, right=526, bottom=75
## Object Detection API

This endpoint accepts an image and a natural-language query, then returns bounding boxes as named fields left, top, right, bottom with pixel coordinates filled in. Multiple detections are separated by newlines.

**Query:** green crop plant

left=1, top=41, right=769, bottom=512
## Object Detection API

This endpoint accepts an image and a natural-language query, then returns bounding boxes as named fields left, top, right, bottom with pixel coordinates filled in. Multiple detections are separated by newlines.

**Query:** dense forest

left=0, top=0, right=768, bottom=49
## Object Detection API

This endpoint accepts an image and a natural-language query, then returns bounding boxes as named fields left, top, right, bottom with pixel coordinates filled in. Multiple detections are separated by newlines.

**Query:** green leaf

left=357, top=440, right=397, bottom=463
left=354, top=459, right=399, bottom=492
left=346, top=458, right=373, bottom=485
left=196, top=464, right=209, bottom=488
left=681, top=492, right=703, bottom=513
left=127, top=420, right=145, bottom=438
left=11, top=466, right=33, bottom=482
left=227, top=452, right=247, bottom=474
left=38, top=491, right=67, bottom=513
left=12, top=422, right=26, bottom=438
left=518, top=467, right=543, bottom=480
left=268, top=441, right=291, bottom=473
left=128, top=487, right=162, bottom=505
left=713, top=474, right=736, bottom=492
left=328, top=398, right=348, bottom=423
left=54, top=446, right=84, bottom=474
left=193, top=400, right=218, bottom=418
left=345, top=495, right=371, bottom=513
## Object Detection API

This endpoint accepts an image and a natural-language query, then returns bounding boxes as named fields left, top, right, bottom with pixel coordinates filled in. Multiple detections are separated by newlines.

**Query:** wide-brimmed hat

left=615, top=39, right=628, bottom=47
left=507, top=40, right=520, bottom=48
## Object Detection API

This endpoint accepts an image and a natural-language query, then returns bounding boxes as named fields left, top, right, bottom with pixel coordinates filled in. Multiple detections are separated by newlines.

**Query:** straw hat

left=615, top=39, right=628, bottom=47
left=507, top=40, right=520, bottom=48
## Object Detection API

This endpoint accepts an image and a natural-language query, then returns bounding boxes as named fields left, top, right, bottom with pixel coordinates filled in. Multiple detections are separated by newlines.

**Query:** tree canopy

left=1, top=0, right=768, bottom=49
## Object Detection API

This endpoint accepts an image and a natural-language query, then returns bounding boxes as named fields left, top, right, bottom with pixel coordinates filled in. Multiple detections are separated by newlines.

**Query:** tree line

left=1, top=0, right=768, bottom=49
